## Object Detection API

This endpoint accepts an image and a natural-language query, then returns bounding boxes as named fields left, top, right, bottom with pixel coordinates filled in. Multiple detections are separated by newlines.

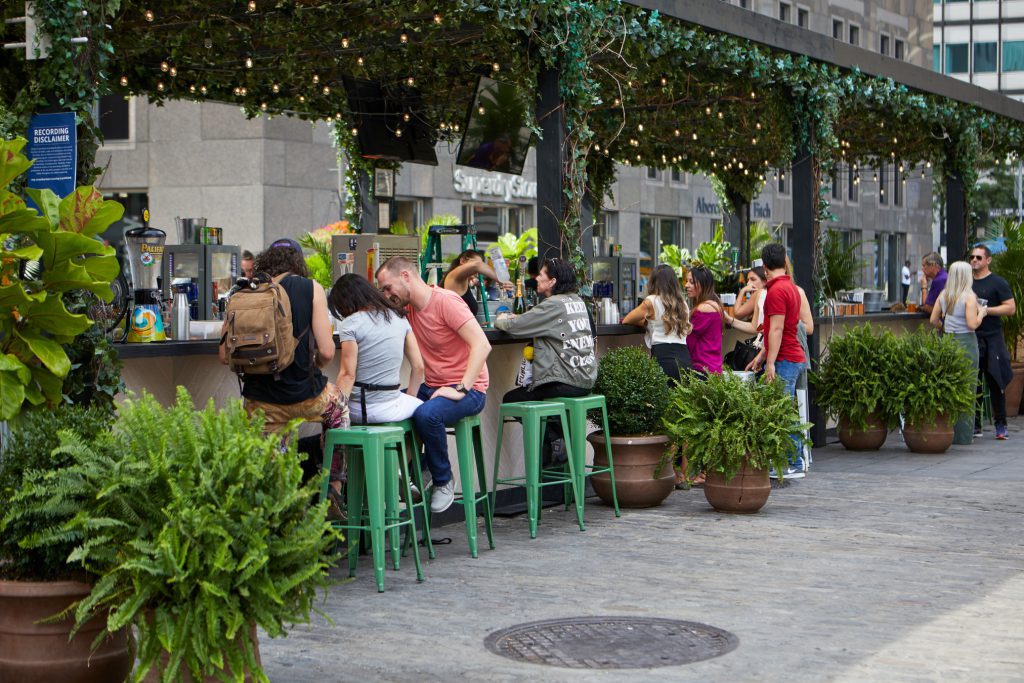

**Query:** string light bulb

left=406, top=77, right=415, bottom=86
left=260, top=102, right=268, bottom=111
left=169, top=66, right=177, bottom=77
left=272, top=83, right=280, bottom=93
left=144, top=9, right=154, bottom=21
left=357, top=56, right=364, bottom=66
left=245, top=56, right=253, bottom=69
left=247, top=0, right=256, bottom=11
left=160, top=61, right=169, bottom=72
left=312, top=73, right=319, bottom=84
left=478, top=106, right=486, bottom=115
left=637, top=124, right=643, bottom=132
left=199, top=85, right=207, bottom=94
left=157, top=81, right=165, bottom=91
left=660, top=76, right=668, bottom=86
left=399, top=32, right=408, bottom=44
left=395, top=127, right=403, bottom=138
left=492, top=63, right=500, bottom=72
left=439, top=121, right=447, bottom=130
left=433, top=13, right=442, bottom=24
left=322, top=86, right=330, bottom=95
left=692, top=133, right=698, bottom=141
left=189, top=84, right=196, bottom=93
left=351, top=127, right=358, bottom=136
left=298, top=95, right=305, bottom=102
left=403, top=113, right=410, bottom=122
left=119, top=75, right=128, bottom=86
left=674, top=129, right=680, bottom=137
left=341, top=36, right=350, bottom=49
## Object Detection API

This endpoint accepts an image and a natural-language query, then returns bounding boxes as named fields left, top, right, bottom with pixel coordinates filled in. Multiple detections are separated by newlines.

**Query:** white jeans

left=350, top=390, right=423, bottom=424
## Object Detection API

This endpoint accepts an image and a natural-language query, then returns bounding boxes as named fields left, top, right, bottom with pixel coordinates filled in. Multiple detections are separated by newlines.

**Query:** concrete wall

left=96, top=99, right=341, bottom=255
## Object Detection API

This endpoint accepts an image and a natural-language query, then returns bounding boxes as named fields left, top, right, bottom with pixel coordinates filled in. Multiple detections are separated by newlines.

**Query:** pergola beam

left=628, top=0, right=1024, bottom=124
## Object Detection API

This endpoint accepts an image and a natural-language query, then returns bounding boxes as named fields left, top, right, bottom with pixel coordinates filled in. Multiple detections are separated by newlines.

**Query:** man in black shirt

left=971, top=245, right=1017, bottom=439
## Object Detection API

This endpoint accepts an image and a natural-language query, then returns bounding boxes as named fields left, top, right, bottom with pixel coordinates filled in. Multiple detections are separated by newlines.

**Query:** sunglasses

left=970, top=254, right=985, bottom=261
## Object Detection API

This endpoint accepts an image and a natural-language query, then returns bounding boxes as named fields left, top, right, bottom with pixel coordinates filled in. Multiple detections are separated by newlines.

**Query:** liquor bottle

left=513, top=275, right=526, bottom=315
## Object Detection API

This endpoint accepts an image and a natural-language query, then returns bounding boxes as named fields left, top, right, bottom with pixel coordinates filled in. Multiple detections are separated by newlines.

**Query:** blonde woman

left=624, top=264, right=692, bottom=383
left=930, top=260, right=986, bottom=444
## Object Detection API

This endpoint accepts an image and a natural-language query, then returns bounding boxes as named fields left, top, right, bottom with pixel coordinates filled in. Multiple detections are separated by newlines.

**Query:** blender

left=124, top=224, right=168, bottom=342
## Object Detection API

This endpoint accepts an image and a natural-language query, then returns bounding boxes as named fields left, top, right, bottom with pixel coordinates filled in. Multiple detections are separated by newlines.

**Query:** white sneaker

left=430, top=479, right=456, bottom=514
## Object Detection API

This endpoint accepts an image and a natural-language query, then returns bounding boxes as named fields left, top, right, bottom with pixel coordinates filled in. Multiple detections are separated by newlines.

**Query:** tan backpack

left=222, top=274, right=300, bottom=379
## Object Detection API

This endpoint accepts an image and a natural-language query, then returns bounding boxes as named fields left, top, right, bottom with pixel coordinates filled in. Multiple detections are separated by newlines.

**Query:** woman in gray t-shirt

left=329, top=274, right=424, bottom=424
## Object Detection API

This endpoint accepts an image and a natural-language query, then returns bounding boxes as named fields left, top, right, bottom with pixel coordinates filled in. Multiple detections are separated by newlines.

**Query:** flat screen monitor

left=456, top=76, right=533, bottom=175
left=343, top=77, right=438, bottom=165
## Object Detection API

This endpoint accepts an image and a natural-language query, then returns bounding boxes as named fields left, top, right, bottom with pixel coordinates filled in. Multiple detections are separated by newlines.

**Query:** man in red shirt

left=747, top=243, right=806, bottom=478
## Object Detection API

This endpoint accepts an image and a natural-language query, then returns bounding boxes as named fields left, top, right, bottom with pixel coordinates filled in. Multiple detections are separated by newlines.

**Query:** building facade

left=933, top=0, right=1024, bottom=101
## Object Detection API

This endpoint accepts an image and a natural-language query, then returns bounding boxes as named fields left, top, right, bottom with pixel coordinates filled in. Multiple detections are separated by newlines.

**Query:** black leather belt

left=353, top=381, right=400, bottom=425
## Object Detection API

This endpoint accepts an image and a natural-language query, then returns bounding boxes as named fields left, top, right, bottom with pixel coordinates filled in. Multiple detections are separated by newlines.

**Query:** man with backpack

left=220, top=238, right=340, bottom=434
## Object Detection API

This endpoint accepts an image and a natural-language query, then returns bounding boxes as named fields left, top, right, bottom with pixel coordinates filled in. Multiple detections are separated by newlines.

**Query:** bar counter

left=117, top=324, right=645, bottom=499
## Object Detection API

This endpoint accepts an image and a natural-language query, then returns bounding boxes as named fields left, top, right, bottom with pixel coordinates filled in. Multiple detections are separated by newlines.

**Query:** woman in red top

left=684, top=265, right=724, bottom=375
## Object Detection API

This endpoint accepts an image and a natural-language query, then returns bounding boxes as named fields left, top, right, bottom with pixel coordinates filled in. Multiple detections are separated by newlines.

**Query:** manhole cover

left=484, top=616, right=738, bottom=669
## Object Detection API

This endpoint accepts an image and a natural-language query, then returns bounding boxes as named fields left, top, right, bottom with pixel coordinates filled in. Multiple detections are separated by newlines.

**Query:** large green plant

left=14, top=388, right=340, bottom=683
left=692, top=225, right=736, bottom=294
left=992, top=219, right=1024, bottom=360
left=496, top=227, right=538, bottom=265
left=0, top=404, right=115, bottom=581
left=0, top=137, right=121, bottom=420
left=811, top=324, right=901, bottom=430
left=593, top=346, right=670, bottom=435
left=663, top=372, right=809, bottom=482
left=892, top=328, right=976, bottom=427
left=820, top=229, right=861, bottom=299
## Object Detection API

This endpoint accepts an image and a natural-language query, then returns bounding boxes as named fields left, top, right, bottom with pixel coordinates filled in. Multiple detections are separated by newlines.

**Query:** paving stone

left=260, top=421, right=1024, bottom=682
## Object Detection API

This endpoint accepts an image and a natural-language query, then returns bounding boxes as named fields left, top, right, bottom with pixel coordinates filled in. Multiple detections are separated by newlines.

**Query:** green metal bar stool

left=321, top=425, right=424, bottom=592
left=491, top=401, right=582, bottom=537
left=427, top=413, right=495, bottom=558
left=373, top=418, right=435, bottom=560
left=544, top=394, right=621, bottom=519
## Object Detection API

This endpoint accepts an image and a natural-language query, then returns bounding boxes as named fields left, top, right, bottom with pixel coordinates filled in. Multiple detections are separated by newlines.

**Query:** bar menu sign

left=26, top=111, right=76, bottom=198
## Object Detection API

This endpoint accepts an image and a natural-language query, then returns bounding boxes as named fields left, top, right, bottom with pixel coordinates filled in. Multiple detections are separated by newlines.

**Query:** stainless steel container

left=172, top=288, right=191, bottom=340
left=174, top=217, right=207, bottom=244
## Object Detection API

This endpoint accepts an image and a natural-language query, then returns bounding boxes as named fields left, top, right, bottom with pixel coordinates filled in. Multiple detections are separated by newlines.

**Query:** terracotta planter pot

left=586, top=432, right=674, bottom=508
left=703, top=463, right=771, bottom=514
left=1007, top=362, right=1024, bottom=417
left=0, top=579, right=133, bottom=683
left=903, top=414, right=954, bottom=454
left=837, top=413, right=889, bottom=451
left=141, top=621, right=260, bottom=683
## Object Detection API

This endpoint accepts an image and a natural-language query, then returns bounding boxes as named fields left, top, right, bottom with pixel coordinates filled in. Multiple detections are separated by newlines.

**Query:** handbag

left=726, top=336, right=761, bottom=371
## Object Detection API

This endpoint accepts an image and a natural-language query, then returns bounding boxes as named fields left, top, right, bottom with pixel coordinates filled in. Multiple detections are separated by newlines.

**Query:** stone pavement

left=261, top=420, right=1024, bottom=682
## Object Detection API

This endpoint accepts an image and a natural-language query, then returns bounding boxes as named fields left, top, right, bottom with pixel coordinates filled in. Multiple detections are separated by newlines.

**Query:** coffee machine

left=124, top=226, right=168, bottom=342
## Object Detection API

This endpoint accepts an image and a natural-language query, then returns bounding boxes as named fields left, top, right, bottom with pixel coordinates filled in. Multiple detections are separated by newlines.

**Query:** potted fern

left=812, top=324, right=900, bottom=450
left=0, top=405, right=133, bottom=683
left=663, top=371, right=809, bottom=513
left=588, top=346, right=674, bottom=508
left=18, top=388, right=341, bottom=683
left=893, top=329, right=976, bottom=454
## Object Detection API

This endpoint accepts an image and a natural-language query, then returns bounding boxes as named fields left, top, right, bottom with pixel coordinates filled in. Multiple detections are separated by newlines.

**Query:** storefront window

left=461, top=203, right=528, bottom=245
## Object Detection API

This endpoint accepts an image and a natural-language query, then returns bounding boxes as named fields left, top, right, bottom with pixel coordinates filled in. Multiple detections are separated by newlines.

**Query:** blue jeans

left=413, top=384, right=486, bottom=485
left=774, top=359, right=804, bottom=466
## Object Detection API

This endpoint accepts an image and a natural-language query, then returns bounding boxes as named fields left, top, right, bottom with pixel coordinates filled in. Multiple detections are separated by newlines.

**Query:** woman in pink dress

left=684, top=265, right=724, bottom=375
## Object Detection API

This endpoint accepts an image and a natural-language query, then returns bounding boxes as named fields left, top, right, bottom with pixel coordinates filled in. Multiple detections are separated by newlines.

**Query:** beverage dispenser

left=162, top=245, right=240, bottom=321
left=124, top=226, right=168, bottom=342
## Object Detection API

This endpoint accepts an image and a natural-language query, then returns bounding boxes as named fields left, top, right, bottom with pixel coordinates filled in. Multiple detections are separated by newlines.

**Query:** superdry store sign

left=453, top=169, right=537, bottom=202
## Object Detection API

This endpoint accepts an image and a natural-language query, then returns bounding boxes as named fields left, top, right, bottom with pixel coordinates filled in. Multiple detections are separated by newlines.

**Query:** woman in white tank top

left=623, top=264, right=692, bottom=383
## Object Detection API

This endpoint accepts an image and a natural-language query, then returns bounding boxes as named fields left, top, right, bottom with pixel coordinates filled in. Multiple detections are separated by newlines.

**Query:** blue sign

left=26, top=111, right=77, bottom=199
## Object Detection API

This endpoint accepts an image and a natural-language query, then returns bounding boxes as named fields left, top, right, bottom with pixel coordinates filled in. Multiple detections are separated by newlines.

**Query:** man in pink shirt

left=376, top=257, right=491, bottom=513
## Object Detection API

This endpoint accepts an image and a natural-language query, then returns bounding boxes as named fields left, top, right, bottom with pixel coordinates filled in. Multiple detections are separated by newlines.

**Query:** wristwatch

left=455, top=383, right=469, bottom=394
